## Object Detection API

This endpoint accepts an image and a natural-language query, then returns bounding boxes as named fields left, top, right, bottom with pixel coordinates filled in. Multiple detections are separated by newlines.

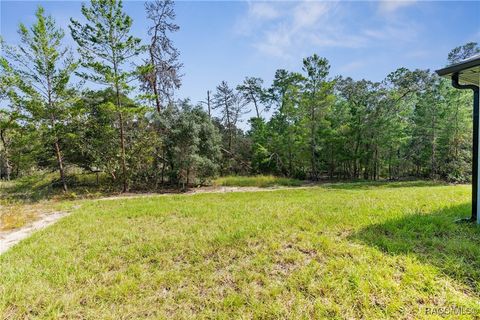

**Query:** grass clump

left=213, top=175, right=304, bottom=188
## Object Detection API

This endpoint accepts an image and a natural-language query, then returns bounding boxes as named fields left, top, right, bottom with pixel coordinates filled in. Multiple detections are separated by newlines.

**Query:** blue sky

left=1, top=0, right=479, bottom=117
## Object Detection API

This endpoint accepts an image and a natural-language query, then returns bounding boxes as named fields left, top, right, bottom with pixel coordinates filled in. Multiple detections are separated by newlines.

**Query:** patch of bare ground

left=97, top=185, right=316, bottom=201
left=0, top=210, right=70, bottom=255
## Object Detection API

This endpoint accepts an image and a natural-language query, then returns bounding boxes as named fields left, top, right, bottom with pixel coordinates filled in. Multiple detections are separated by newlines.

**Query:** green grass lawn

left=1, top=182, right=479, bottom=318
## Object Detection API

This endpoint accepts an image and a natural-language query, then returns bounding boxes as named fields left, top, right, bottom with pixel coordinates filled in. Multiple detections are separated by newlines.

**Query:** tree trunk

left=115, top=86, right=128, bottom=193
left=4, top=154, right=11, bottom=181
left=363, top=143, right=370, bottom=180
left=224, top=97, right=233, bottom=154
left=329, top=143, right=334, bottom=180
left=207, top=90, right=211, bottom=118
left=149, top=45, right=162, bottom=114
left=310, top=103, right=317, bottom=180
left=0, top=129, right=11, bottom=181
left=118, top=111, right=128, bottom=192
left=287, top=127, right=293, bottom=177
left=252, top=94, right=260, bottom=118
left=161, top=147, right=166, bottom=185
left=388, top=149, right=392, bottom=180
left=47, top=72, right=67, bottom=192
left=54, top=140, right=67, bottom=192
left=353, top=133, right=361, bottom=179
left=431, top=111, right=437, bottom=179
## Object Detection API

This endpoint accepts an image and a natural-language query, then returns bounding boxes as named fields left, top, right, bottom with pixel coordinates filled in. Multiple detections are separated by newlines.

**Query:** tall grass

left=213, top=175, right=304, bottom=188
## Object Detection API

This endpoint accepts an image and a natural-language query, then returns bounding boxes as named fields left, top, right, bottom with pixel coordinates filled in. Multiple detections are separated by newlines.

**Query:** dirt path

left=98, top=185, right=316, bottom=201
left=0, top=211, right=70, bottom=255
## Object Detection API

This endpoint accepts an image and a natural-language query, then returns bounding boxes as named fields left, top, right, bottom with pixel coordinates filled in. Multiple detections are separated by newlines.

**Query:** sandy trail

left=98, top=185, right=315, bottom=201
left=0, top=211, right=69, bottom=255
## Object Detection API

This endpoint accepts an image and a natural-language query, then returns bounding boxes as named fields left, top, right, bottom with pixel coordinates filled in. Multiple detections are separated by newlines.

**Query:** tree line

left=0, top=0, right=479, bottom=192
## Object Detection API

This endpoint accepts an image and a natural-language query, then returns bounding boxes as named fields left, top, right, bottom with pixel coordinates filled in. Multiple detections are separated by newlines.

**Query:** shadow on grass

left=0, top=172, right=117, bottom=203
left=0, top=173, right=57, bottom=203
left=321, top=180, right=451, bottom=190
left=0, top=172, right=204, bottom=204
left=352, top=203, right=480, bottom=293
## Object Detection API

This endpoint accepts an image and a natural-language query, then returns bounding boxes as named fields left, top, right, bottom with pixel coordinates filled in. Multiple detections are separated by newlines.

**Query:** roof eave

left=436, top=57, right=480, bottom=77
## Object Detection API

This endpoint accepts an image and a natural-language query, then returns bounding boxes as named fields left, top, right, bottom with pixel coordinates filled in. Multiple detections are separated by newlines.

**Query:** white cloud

left=253, top=23, right=294, bottom=59
left=378, top=0, right=417, bottom=14
left=310, top=32, right=368, bottom=49
left=241, top=1, right=341, bottom=58
left=363, top=22, right=419, bottom=42
left=292, top=1, right=331, bottom=29
left=234, top=2, right=285, bottom=35
left=249, top=2, right=281, bottom=20
left=236, top=1, right=419, bottom=60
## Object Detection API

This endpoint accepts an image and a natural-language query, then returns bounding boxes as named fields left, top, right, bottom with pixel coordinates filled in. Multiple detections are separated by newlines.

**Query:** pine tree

left=2, top=7, right=77, bottom=191
left=70, top=0, right=143, bottom=192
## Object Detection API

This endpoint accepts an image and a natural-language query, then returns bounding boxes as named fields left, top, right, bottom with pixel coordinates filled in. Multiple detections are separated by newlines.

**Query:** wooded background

left=1, top=0, right=479, bottom=192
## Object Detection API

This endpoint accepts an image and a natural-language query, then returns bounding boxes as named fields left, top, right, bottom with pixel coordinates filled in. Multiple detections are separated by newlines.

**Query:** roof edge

left=436, top=54, right=480, bottom=76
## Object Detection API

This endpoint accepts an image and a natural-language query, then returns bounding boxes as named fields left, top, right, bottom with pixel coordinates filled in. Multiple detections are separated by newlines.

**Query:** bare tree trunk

left=149, top=46, right=162, bottom=114
left=252, top=93, right=260, bottom=118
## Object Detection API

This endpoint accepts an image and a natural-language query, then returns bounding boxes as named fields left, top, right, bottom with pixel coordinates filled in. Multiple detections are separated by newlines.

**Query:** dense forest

left=0, top=0, right=479, bottom=192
